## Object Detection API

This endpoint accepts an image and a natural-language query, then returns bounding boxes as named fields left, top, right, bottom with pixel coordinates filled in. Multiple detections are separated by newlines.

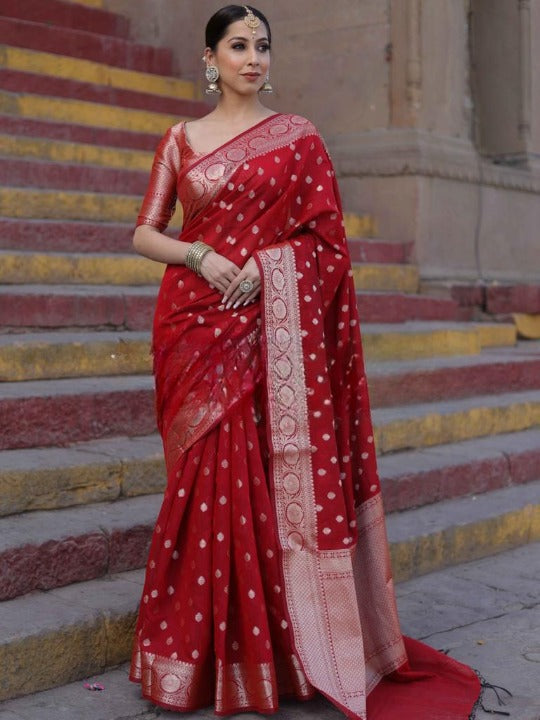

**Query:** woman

left=130, top=5, right=484, bottom=719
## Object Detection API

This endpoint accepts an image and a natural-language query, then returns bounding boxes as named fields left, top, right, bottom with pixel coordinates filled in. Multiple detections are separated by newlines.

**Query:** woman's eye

left=232, top=43, right=246, bottom=50
left=258, top=45, right=270, bottom=52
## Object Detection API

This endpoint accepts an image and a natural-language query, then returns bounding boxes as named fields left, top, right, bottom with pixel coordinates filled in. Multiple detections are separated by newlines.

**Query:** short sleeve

left=136, top=126, right=181, bottom=232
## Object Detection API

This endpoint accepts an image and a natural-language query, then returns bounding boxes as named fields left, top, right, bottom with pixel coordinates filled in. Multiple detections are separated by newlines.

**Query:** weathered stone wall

left=103, top=0, right=540, bottom=282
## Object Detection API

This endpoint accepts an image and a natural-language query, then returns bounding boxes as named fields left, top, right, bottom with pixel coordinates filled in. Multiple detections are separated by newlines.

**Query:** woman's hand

left=199, top=251, right=241, bottom=294
left=223, top=256, right=261, bottom=309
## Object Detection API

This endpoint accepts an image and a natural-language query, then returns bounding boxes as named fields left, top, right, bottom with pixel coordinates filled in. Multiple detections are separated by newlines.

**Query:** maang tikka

left=243, top=5, right=260, bottom=35
left=243, top=7, right=273, bottom=93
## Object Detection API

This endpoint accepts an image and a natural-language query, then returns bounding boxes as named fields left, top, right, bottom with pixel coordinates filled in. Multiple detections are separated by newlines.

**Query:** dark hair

left=205, top=5, right=272, bottom=51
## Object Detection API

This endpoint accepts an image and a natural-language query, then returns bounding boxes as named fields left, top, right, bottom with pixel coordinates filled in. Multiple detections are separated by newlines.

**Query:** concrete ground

left=1, top=543, right=539, bottom=720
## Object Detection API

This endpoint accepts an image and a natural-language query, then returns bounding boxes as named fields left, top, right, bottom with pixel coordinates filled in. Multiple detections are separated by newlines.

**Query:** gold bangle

left=186, top=241, right=213, bottom=276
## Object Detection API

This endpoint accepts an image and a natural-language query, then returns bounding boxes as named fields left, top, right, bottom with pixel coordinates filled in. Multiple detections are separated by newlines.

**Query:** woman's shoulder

left=279, top=113, right=323, bottom=141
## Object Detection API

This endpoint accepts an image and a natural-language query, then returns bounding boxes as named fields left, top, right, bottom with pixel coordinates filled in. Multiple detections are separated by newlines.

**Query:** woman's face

left=206, top=19, right=271, bottom=96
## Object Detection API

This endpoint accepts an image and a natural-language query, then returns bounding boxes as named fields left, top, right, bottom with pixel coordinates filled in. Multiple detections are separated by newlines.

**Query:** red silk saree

left=130, top=113, right=481, bottom=719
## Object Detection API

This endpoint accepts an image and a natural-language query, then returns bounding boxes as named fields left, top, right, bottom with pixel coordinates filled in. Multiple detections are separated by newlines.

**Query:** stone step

left=0, top=45, right=195, bottom=101
left=0, top=323, right=517, bottom=382
left=357, top=291, right=462, bottom=322
left=0, top=187, right=178, bottom=224
left=388, top=480, right=540, bottom=582
left=351, top=263, right=419, bottom=293
left=0, top=114, right=163, bottom=152
left=0, top=219, right=137, bottom=252
left=0, top=189, right=374, bottom=238
left=0, top=0, right=131, bottom=38
left=2, top=426, right=538, bottom=520
left=446, top=282, right=540, bottom=315
left=0, top=253, right=419, bottom=292
left=0, top=434, right=165, bottom=517
left=2, top=544, right=540, bottom=719
left=0, top=157, right=150, bottom=194
left=372, top=389, right=540, bottom=454
left=0, top=68, right=209, bottom=118
left=0, top=220, right=381, bottom=254
left=0, top=568, right=143, bottom=702
left=0, top=16, right=173, bottom=75
left=0, top=330, right=150, bottom=381
left=0, top=494, right=162, bottom=601
left=0, top=285, right=463, bottom=330
left=366, top=343, right=540, bottom=407
left=0, top=375, right=156, bottom=450
left=0, top=133, right=153, bottom=170
left=2, top=348, right=538, bottom=450
left=378, top=428, right=540, bottom=512
left=0, top=88, right=183, bottom=135
left=0, top=481, right=538, bottom=701
left=0, top=285, right=156, bottom=331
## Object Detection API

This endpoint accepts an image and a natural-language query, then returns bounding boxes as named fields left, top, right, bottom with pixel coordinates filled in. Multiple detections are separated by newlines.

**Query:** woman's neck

left=211, top=94, right=274, bottom=124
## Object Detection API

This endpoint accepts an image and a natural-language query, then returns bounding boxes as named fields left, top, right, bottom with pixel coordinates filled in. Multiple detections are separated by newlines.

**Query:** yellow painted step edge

left=0, top=328, right=484, bottom=381
left=0, top=454, right=166, bottom=517
left=513, top=313, right=540, bottom=340
left=0, top=134, right=153, bottom=171
left=0, top=45, right=195, bottom=101
left=374, top=399, right=540, bottom=454
left=390, top=503, right=540, bottom=583
left=63, top=0, right=103, bottom=7
left=0, top=253, right=418, bottom=291
left=0, top=188, right=183, bottom=227
left=351, top=264, right=419, bottom=293
left=0, top=90, right=185, bottom=134
left=343, top=212, right=378, bottom=238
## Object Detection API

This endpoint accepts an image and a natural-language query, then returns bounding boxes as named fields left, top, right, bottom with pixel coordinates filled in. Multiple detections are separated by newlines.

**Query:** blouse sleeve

left=136, top=126, right=181, bottom=232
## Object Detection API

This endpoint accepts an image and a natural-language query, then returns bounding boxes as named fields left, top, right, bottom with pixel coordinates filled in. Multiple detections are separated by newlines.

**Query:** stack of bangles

left=185, top=240, right=214, bottom=276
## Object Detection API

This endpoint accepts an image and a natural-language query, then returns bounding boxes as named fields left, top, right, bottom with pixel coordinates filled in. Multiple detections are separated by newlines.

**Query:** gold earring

left=259, top=74, right=273, bottom=93
left=205, top=65, right=221, bottom=95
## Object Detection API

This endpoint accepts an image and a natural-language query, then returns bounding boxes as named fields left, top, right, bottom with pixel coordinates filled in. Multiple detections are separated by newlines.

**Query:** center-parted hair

left=205, top=5, right=272, bottom=51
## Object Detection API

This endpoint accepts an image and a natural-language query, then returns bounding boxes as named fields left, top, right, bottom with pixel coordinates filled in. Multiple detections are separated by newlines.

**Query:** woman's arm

left=132, top=224, right=190, bottom=265
left=133, top=224, right=242, bottom=294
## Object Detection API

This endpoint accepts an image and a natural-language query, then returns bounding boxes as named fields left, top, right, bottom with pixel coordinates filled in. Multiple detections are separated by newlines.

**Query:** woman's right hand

left=199, top=251, right=241, bottom=294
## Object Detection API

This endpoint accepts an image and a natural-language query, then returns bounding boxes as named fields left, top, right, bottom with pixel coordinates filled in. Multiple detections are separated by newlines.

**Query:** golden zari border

left=258, top=244, right=369, bottom=719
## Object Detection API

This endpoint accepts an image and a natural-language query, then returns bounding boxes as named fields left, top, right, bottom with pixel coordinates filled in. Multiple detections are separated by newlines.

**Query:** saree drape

left=130, top=113, right=481, bottom=719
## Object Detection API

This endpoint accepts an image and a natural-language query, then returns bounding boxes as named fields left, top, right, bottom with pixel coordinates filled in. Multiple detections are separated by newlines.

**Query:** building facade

left=105, top=0, right=540, bottom=283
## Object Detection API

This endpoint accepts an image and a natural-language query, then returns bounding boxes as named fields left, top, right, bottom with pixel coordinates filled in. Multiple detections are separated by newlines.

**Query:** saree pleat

left=131, top=393, right=314, bottom=713
left=130, top=113, right=482, bottom=719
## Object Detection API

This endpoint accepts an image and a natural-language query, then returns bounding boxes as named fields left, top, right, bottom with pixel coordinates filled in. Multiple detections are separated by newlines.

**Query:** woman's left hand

left=223, top=256, right=261, bottom=309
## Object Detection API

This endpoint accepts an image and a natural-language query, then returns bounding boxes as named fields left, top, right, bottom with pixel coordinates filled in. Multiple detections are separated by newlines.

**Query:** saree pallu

left=130, top=114, right=481, bottom=719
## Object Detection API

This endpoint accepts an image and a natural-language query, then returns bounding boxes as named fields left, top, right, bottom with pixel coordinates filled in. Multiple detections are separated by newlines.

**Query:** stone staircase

left=1, top=0, right=539, bottom=705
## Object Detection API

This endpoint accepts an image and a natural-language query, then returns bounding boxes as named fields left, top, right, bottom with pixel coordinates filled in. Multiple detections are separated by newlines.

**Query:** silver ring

left=239, top=279, right=254, bottom=293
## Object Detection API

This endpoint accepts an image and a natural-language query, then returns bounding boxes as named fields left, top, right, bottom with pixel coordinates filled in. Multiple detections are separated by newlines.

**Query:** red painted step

left=347, top=238, right=412, bottom=264
left=356, top=291, right=462, bottom=323
left=0, top=69, right=210, bottom=118
left=366, top=346, right=540, bottom=407
left=0, top=494, right=160, bottom=600
left=0, top=376, right=156, bottom=450
left=0, top=158, right=149, bottom=194
left=0, top=286, right=156, bottom=331
left=0, top=286, right=463, bottom=331
left=0, top=0, right=131, bottom=38
left=379, top=429, right=540, bottom=513
left=451, top=284, right=540, bottom=315
left=0, top=219, right=135, bottom=252
left=2, top=350, right=539, bottom=450
left=0, top=219, right=179, bottom=253
left=0, top=16, right=173, bottom=75
left=0, top=115, right=163, bottom=152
